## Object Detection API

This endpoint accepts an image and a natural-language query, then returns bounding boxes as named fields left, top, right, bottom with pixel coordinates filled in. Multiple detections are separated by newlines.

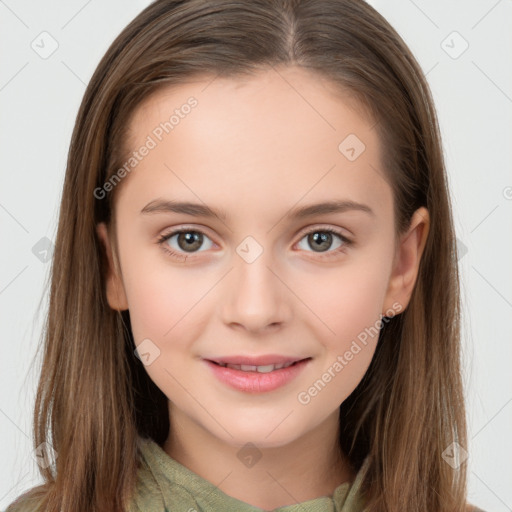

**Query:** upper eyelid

left=159, top=224, right=215, bottom=239
left=296, top=224, right=351, bottom=239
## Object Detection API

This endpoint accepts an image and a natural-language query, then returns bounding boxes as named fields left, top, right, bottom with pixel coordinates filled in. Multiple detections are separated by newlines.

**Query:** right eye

left=157, top=228, right=215, bottom=258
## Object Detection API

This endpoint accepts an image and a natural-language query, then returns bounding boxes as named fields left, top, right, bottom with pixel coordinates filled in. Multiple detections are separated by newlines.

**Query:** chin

left=207, top=414, right=306, bottom=450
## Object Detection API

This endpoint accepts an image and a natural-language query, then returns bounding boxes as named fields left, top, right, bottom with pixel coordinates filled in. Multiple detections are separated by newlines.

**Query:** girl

left=6, top=0, right=483, bottom=511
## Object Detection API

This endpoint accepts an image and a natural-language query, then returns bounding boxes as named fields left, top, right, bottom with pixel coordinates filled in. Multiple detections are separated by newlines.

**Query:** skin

left=97, top=66, right=429, bottom=510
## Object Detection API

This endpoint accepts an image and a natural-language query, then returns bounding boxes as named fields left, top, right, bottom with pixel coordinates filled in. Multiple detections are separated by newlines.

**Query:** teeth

left=256, top=364, right=275, bottom=373
left=218, top=361, right=297, bottom=372
left=240, top=364, right=257, bottom=371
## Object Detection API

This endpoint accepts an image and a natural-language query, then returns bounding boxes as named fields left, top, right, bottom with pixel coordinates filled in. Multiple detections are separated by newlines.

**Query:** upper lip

left=206, top=355, right=310, bottom=366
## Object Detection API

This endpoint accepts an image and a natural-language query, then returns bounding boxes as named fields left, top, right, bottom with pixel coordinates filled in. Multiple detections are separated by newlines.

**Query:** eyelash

left=156, top=226, right=353, bottom=261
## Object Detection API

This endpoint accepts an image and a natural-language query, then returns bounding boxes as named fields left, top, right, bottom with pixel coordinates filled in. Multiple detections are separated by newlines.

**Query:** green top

left=4, top=437, right=488, bottom=512
left=128, top=436, right=370, bottom=512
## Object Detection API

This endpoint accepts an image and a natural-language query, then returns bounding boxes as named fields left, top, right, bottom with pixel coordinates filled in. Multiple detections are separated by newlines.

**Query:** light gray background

left=1, top=1, right=511, bottom=510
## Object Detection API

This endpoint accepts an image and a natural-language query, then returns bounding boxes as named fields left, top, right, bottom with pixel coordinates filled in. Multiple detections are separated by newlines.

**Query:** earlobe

left=96, top=222, right=129, bottom=311
left=382, top=207, right=430, bottom=315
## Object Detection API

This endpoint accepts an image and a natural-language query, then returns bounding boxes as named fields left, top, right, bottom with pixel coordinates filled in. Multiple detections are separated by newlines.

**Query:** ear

left=96, top=222, right=129, bottom=311
left=382, top=207, right=429, bottom=315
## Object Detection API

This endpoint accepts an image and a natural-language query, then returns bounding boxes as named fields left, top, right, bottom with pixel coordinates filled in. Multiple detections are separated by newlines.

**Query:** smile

left=204, top=357, right=312, bottom=393
left=214, top=361, right=297, bottom=372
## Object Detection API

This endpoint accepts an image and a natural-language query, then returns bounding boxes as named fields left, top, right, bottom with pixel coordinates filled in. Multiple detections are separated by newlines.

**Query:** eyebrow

left=140, top=199, right=374, bottom=220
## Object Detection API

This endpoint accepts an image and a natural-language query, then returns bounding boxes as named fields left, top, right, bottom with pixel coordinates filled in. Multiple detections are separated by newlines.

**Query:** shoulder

left=466, top=503, right=487, bottom=512
left=3, top=486, right=47, bottom=512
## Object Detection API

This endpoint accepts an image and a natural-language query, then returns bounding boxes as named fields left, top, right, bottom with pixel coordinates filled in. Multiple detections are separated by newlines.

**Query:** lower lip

left=204, top=359, right=311, bottom=393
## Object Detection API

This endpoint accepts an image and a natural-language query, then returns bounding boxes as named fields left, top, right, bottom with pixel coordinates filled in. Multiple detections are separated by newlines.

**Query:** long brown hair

left=7, top=1, right=468, bottom=510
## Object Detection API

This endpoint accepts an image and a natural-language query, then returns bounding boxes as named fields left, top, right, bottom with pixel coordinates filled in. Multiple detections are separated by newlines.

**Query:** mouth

left=208, top=359, right=309, bottom=373
left=204, top=356, right=312, bottom=393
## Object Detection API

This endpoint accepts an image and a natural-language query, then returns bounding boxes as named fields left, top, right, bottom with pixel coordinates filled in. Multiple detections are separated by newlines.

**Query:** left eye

left=297, top=229, right=349, bottom=253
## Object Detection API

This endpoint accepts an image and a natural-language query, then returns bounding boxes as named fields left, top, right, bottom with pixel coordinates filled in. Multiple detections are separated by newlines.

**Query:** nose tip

left=230, top=318, right=283, bottom=335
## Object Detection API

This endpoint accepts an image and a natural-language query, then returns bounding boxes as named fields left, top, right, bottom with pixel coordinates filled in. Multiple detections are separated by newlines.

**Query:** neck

left=163, top=406, right=356, bottom=510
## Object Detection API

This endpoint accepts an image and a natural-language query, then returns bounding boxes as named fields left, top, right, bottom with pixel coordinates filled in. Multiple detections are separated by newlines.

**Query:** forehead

left=129, top=66, right=376, bottom=146
left=117, top=66, right=390, bottom=220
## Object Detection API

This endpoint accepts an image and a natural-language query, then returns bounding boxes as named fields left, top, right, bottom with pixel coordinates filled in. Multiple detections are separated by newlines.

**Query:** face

left=98, top=66, right=428, bottom=449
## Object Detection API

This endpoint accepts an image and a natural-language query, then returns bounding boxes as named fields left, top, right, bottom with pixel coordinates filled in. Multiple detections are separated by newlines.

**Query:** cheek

left=121, top=260, right=214, bottom=394
left=119, top=247, right=212, bottom=345
left=293, top=260, right=391, bottom=411
left=295, top=255, right=391, bottom=347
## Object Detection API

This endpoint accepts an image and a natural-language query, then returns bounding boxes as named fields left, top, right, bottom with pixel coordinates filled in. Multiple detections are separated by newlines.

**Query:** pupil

left=309, top=232, right=331, bottom=252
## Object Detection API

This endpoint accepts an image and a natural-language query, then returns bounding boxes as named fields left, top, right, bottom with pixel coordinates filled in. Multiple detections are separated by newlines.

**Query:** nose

left=220, top=247, right=292, bottom=334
